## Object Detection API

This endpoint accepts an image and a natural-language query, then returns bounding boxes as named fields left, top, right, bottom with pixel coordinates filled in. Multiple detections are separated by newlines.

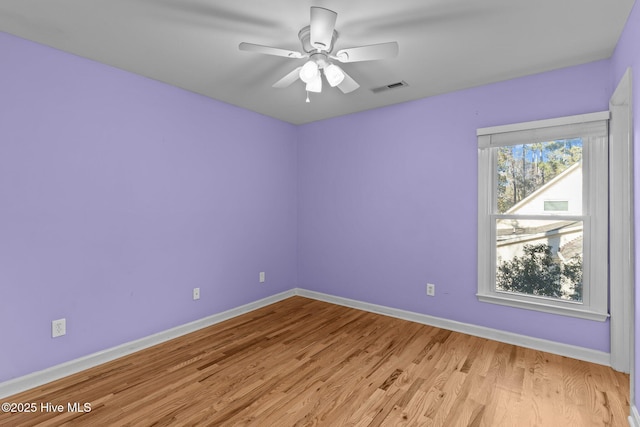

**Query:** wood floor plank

left=0, top=296, right=629, bottom=426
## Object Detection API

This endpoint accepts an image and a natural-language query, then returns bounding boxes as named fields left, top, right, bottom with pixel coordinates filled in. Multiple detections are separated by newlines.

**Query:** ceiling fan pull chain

left=306, top=91, right=310, bottom=103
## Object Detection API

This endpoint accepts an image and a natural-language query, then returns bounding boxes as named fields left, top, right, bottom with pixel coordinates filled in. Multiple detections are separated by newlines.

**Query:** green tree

left=563, top=254, right=583, bottom=301
left=496, top=243, right=582, bottom=300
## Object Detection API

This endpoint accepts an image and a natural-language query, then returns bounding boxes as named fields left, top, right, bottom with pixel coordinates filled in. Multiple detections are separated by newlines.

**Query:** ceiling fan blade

left=335, top=42, right=399, bottom=63
left=336, top=68, right=359, bottom=94
left=239, top=42, right=305, bottom=59
left=273, top=67, right=302, bottom=88
left=310, top=7, right=337, bottom=50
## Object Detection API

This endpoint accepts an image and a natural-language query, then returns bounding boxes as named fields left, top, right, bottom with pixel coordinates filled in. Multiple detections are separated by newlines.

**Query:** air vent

left=371, top=81, right=409, bottom=94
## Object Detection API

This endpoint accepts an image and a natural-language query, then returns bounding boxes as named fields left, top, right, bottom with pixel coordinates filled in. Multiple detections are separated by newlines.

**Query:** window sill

left=477, top=293, right=609, bottom=322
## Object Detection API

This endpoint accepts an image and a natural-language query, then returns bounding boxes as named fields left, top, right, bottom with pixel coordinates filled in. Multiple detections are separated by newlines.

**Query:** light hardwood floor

left=0, top=296, right=629, bottom=426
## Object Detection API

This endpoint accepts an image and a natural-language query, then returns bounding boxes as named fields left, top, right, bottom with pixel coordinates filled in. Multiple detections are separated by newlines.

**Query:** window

left=477, top=112, right=609, bottom=321
left=543, top=200, right=569, bottom=212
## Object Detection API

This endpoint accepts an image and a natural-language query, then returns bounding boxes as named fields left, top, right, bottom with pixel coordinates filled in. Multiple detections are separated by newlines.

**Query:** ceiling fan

left=238, top=7, right=399, bottom=101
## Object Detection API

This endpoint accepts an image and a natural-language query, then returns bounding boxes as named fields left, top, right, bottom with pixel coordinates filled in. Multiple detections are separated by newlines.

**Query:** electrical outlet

left=193, top=287, right=200, bottom=300
left=426, top=283, right=436, bottom=297
left=52, top=318, right=66, bottom=338
left=259, top=272, right=265, bottom=283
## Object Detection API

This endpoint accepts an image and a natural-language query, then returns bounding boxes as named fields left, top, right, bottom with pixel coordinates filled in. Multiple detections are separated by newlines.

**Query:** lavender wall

left=0, top=32, right=298, bottom=382
left=297, top=60, right=613, bottom=351
left=611, top=0, right=640, bottom=411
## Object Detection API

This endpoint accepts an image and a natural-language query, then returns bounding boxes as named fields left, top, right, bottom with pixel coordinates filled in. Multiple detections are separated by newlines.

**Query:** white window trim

left=477, top=111, right=610, bottom=321
left=609, top=67, right=634, bottom=373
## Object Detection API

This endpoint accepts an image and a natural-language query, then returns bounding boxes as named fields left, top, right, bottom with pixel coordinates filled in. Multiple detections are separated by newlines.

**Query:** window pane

left=496, top=218, right=583, bottom=302
left=544, top=200, right=569, bottom=211
left=496, top=139, right=583, bottom=214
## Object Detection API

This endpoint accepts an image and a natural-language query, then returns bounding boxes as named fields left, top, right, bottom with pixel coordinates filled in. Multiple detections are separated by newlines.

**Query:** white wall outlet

left=52, top=318, right=66, bottom=338
left=259, top=272, right=265, bottom=283
left=426, top=283, right=436, bottom=297
left=193, top=287, right=200, bottom=300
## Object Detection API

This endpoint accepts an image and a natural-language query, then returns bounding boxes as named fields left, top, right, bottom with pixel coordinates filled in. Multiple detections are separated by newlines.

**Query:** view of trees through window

left=497, top=139, right=582, bottom=213
left=495, top=139, right=584, bottom=302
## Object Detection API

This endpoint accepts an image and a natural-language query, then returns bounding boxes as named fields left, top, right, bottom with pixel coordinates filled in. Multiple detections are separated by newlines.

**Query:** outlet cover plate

left=52, top=318, right=66, bottom=338
left=426, top=283, right=435, bottom=297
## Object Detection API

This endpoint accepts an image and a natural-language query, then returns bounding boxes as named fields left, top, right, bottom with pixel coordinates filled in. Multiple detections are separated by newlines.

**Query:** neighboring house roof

left=498, top=161, right=583, bottom=255
left=496, top=220, right=580, bottom=240
left=505, top=162, right=581, bottom=214
left=559, top=235, right=583, bottom=260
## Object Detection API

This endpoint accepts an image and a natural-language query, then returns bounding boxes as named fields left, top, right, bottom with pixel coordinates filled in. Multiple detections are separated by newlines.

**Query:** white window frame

left=477, top=112, right=609, bottom=321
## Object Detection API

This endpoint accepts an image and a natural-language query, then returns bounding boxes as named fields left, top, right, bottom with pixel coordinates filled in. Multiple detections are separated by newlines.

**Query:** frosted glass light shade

left=299, top=61, right=319, bottom=84
left=305, top=74, right=322, bottom=93
left=324, top=63, right=345, bottom=87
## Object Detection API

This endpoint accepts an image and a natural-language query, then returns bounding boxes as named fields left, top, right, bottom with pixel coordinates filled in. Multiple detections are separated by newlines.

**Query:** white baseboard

left=630, top=405, right=640, bottom=427
left=0, top=289, right=295, bottom=399
left=1, top=287, right=613, bottom=399
left=294, top=288, right=611, bottom=367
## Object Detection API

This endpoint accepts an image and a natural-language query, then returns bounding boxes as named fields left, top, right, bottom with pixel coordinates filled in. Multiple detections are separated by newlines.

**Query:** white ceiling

left=0, top=0, right=635, bottom=124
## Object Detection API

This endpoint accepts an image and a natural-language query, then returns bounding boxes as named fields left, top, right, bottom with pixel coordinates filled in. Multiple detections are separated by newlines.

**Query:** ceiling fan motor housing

left=309, top=52, right=330, bottom=69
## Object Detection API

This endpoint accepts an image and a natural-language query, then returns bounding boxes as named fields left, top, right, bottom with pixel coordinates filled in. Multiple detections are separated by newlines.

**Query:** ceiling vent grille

left=371, top=81, right=409, bottom=93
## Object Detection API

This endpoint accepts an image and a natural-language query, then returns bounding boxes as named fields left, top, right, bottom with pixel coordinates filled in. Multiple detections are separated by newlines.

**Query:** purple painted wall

left=297, top=60, right=613, bottom=351
left=611, top=0, right=640, bottom=411
left=0, top=32, right=298, bottom=382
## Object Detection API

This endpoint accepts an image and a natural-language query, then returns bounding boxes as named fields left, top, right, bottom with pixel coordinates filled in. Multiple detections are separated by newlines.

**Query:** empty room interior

left=1, top=0, right=640, bottom=425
